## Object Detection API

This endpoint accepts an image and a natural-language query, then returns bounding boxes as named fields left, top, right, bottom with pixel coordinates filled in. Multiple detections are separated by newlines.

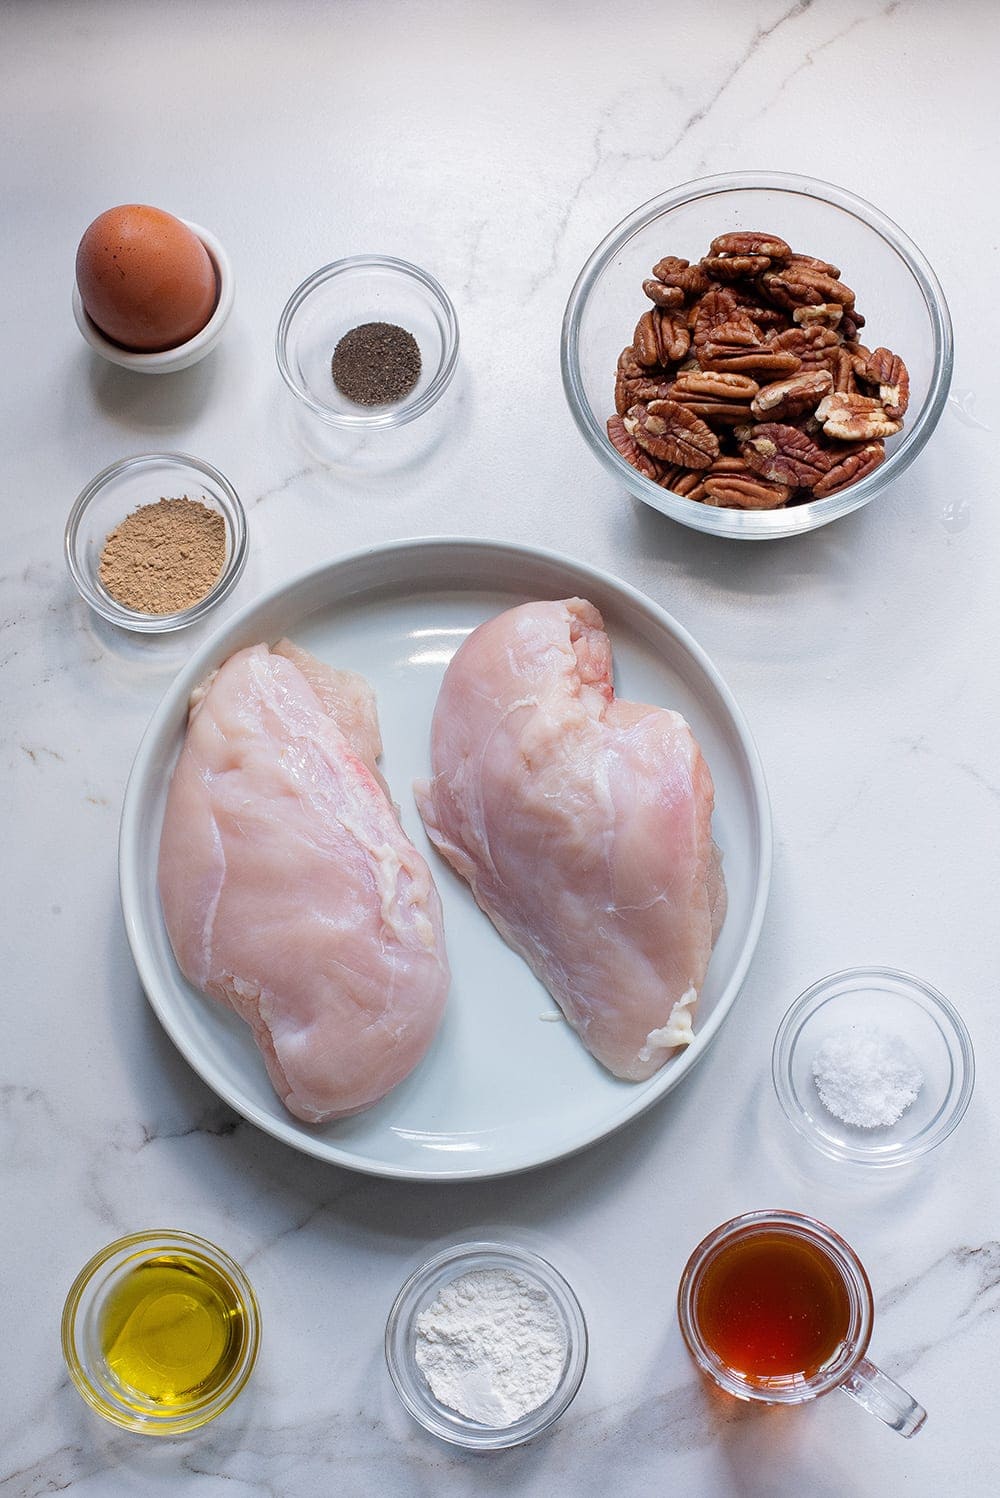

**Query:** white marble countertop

left=4, top=2, right=998, bottom=1493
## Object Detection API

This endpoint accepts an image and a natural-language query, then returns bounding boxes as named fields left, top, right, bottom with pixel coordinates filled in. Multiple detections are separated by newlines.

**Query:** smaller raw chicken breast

left=415, top=598, right=725, bottom=1081
left=158, top=640, right=449, bottom=1122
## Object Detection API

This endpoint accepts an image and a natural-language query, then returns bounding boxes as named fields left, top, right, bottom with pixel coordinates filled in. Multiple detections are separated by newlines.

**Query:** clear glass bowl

left=385, top=1241, right=588, bottom=1449
left=72, top=221, right=235, bottom=373
left=61, top=1230, right=261, bottom=1435
left=275, top=255, right=459, bottom=428
left=561, top=172, right=953, bottom=539
left=772, top=967, right=975, bottom=1166
left=65, top=451, right=248, bottom=632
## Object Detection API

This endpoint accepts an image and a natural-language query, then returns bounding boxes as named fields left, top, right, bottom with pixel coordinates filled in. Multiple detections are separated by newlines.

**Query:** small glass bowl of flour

left=772, top=967, right=975, bottom=1168
left=385, top=1241, right=587, bottom=1449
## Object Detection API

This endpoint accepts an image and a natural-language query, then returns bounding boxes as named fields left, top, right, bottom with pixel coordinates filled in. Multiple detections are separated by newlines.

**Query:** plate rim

left=119, top=535, right=773, bottom=1181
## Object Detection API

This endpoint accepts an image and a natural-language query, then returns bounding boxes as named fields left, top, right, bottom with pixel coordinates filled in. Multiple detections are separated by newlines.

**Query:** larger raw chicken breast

left=158, top=640, right=449, bottom=1122
left=414, top=598, right=725, bottom=1081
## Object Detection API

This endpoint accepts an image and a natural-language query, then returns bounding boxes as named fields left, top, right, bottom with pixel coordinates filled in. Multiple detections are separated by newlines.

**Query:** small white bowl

left=72, top=220, right=235, bottom=374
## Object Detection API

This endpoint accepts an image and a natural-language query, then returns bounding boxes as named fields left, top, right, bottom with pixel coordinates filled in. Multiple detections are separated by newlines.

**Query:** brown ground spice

left=98, top=497, right=226, bottom=615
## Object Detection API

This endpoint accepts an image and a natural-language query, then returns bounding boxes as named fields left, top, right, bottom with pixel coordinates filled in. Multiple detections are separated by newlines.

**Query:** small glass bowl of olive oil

left=61, top=1230, right=260, bottom=1434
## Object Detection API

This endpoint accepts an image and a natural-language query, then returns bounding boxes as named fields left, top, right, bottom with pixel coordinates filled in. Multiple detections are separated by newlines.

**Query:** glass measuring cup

left=677, top=1210, right=925, bottom=1437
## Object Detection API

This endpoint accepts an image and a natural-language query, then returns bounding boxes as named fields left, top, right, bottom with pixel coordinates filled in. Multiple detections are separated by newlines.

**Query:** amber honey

left=693, top=1229, right=852, bottom=1383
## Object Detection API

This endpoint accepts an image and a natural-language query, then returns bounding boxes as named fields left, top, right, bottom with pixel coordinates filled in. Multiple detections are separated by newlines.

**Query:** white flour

left=414, top=1266, right=567, bottom=1427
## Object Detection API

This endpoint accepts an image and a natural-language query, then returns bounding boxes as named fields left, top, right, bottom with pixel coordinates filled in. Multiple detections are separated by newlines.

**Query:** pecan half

left=706, top=456, right=752, bottom=474
left=651, top=256, right=712, bottom=297
left=792, top=302, right=844, bottom=329
left=615, top=346, right=673, bottom=414
left=617, top=346, right=645, bottom=379
left=633, top=310, right=665, bottom=368
left=700, top=342, right=802, bottom=377
left=691, top=288, right=739, bottom=347
left=625, top=400, right=718, bottom=467
left=671, top=399, right=759, bottom=423
left=702, top=455, right=793, bottom=508
left=615, top=370, right=674, bottom=415
left=667, top=369, right=759, bottom=423
left=761, top=267, right=856, bottom=310
left=634, top=308, right=689, bottom=366
left=768, top=325, right=840, bottom=364
left=670, top=370, right=759, bottom=401
left=826, top=345, right=859, bottom=394
left=642, top=278, right=685, bottom=309
left=662, top=469, right=709, bottom=499
left=656, top=463, right=689, bottom=491
left=607, top=413, right=660, bottom=479
left=751, top=368, right=833, bottom=421
left=703, top=317, right=763, bottom=349
left=655, top=309, right=691, bottom=364
left=740, top=423, right=831, bottom=488
left=815, top=392, right=903, bottom=441
left=709, top=231, right=792, bottom=263
left=858, top=347, right=909, bottom=420
left=701, top=253, right=772, bottom=280
left=811, top=440, right=885, bottom=498
left=702, top=472, right=793, bottom=510
left=730, top=292, right=791, bottom=330
left=787, top=252, right=841, bottom=278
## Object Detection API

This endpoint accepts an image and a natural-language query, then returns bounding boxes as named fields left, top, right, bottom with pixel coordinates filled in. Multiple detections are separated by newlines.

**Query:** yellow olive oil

left=99, top=1252, right=249, bottom=1410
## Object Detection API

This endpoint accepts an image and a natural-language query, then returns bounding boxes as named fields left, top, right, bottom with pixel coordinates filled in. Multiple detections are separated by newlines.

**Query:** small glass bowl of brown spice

left=276, top=255, right=459, bottom=429
left=65, top=452, right=248, bottom=633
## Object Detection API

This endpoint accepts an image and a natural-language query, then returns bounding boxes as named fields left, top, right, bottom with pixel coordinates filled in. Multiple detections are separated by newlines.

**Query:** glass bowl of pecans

left=561, top=172, right=953, bottom=538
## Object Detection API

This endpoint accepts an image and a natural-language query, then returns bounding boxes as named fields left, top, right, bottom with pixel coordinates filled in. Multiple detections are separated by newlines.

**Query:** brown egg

left=76, top=205, right=218, bottom=352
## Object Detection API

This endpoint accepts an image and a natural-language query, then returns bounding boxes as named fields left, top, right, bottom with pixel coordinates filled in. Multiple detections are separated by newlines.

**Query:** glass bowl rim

left=560, top=169, right=954, bottom=539
left=71, top=219, right=235, bottom=370
left=771, top=964, right=976, bottom=1166
left=60, top=1227, right=261, bottom=1435
left=274, top=252, right=460, bottom=429
left=384, top=1238, right=588, bottom=1449
left=64, top=449, right=248, bottom=633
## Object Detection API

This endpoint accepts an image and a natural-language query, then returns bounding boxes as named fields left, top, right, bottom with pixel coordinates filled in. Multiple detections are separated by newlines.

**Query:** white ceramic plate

left=119, top=538, right=771, bottom=1180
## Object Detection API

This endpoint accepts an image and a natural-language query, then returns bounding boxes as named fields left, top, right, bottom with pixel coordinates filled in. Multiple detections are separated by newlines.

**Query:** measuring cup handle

left=840, top=1356, right=927, bottom=1437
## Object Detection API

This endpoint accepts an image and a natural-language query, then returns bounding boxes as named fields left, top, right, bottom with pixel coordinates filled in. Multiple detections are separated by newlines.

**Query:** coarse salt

left=811, top=1024, right=924, bottom=1128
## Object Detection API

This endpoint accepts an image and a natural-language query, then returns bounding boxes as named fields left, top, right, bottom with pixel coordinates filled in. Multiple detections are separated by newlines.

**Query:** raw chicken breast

left=414, top=599, right=725, bottom=1081
left=158, top=640, right=449, bottom=1122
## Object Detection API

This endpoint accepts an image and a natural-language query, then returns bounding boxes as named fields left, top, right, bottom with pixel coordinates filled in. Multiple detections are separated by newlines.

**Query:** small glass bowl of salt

left=772, top=968, right=975, bottom=1167
left=385, top=1241, right=588, bottom=1449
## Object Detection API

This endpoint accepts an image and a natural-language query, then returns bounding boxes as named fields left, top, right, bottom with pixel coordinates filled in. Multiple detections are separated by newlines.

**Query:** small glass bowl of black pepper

left=65, top=452, right=248, bottom=633
left=275, top=255, right=459, bottom=429
left=772, top=967, right=975, bottom=1168
left=385, top=1240, right=588, bottom=1450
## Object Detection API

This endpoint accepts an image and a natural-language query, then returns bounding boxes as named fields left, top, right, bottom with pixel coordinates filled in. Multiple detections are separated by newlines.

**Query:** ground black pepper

left=331, top=321, right=422, bottom=406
